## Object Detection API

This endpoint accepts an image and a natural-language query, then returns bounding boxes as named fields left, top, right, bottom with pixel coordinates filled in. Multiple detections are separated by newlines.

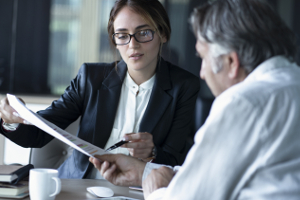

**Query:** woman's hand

left=122, top=132, right=154, bottom=160
left=0, top=97, right=27, bottom=124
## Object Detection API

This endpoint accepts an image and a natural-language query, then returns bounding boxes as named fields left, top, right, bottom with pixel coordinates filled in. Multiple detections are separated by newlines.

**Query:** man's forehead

left=197, top=35, right=211, bottom=50
left=197, top=37, right=230, bottom=57
left=197, top=34, right=206, bottom=43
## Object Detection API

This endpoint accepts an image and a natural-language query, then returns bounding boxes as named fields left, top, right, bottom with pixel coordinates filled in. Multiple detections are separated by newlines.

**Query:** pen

left=105, top=140, right=129, bottom=152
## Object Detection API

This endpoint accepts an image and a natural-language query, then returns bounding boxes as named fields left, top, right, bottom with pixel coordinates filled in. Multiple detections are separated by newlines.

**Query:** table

left=23, top=179, right=144, bottom=200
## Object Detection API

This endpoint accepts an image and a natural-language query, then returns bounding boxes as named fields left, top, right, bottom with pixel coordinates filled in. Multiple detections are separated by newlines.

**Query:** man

left=90, top=0, right=300, bottom=199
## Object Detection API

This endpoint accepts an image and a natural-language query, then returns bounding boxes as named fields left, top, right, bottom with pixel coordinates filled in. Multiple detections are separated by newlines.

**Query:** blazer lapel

left=139, top=59, right=172, bottom=133
left=93, top=60, right=127, bottom=148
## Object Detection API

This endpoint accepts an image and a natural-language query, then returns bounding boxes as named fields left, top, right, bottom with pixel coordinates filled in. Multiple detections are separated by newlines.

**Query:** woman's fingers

left=120, top=132, right=155, bottom=159
left=0, top=97, right=26, bottom=124
left=127, top=147, right=153, bottom=159
left=123, top=132, right=153, bottom=141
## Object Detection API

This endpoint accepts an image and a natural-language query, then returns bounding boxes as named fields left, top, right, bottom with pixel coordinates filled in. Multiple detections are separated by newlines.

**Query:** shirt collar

left=244, top=56, right=296, bottom=83
left=124, top=72, right=156, bottom=90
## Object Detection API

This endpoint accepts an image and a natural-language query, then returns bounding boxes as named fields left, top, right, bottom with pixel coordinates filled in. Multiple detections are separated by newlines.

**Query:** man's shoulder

left=217, top=81, right=262, bottom=105
left=219, top=68, right=300, bottom=110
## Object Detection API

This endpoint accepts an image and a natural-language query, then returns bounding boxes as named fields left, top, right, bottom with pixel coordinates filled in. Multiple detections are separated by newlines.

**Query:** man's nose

left=200, top=64, right=205, bottom=80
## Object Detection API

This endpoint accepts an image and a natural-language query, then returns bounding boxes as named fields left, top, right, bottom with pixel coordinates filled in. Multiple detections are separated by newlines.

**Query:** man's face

left=196, top=39, right=230, bottom=97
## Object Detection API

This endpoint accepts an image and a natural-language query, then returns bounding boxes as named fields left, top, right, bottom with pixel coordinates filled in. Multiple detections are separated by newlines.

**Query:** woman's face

left=113, top=6, right=166, bottom=76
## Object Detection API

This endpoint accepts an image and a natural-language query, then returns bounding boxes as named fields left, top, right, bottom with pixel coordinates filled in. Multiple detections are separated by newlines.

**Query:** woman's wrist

left=2, top=121, right=20, bottom=132
left=140, top=146, right=157, bottom=163
left=151, top=146, right=157, bottom=158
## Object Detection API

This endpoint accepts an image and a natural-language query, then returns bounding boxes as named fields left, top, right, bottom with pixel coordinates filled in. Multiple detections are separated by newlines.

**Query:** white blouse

left=87, top=72, right=156, bottom=179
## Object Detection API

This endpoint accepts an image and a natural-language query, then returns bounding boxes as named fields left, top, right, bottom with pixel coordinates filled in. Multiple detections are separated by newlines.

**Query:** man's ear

left=227, top=51, right=240, bottom=79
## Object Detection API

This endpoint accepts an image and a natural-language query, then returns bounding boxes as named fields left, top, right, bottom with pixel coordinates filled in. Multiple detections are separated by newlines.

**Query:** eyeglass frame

left=112, top=29, right=156, bottom=45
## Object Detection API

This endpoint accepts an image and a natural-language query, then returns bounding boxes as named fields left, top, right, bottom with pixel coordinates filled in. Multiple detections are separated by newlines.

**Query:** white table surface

left=22, top=179, right=144, bottom=200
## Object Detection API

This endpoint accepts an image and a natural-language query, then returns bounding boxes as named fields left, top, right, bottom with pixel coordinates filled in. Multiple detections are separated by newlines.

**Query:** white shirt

left=104, top=72, right=156, bottom=153
left=87, top=72, right=155, bottom=179
left=145, top=56, right=300, bottom=200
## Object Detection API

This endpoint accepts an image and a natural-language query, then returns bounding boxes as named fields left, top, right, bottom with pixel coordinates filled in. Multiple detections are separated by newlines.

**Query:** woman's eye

left=117, top=34, right=128, bottom=40
left=139, top=30, right=149, bottom=36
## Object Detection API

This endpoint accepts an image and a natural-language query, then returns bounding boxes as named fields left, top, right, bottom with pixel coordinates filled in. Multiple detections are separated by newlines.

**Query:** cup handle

left=50, top=177, right=61, bottom=197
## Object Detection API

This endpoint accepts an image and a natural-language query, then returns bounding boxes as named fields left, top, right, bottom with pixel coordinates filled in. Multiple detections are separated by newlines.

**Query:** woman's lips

left=130, top=53, right=144, bottom=60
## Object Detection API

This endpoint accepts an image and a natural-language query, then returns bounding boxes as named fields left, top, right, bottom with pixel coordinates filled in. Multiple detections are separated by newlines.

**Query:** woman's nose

left=129, top=36, right=140, bottom=48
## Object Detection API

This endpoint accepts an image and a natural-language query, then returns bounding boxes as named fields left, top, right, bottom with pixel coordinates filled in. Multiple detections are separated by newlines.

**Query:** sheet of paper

left=7, top=94, right=108, bottom=158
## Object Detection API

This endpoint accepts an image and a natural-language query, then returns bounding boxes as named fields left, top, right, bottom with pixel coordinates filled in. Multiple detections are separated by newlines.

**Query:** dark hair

left=190, top=0, right=297, bottom=73
left=107, top=0, right=171, bottom=47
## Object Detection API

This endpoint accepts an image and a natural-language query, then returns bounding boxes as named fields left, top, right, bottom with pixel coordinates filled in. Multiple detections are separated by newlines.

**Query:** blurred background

left=1, top=0, right=299, bottom=96
left=0, top=0, right=299, bottom=164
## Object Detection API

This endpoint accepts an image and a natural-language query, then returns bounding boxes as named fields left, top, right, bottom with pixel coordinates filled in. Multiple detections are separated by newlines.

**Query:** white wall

left=0, top=94, right=57, bottom=165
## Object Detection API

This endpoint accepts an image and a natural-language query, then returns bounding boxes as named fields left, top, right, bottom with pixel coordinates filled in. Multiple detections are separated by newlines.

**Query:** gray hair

left=190, top=0, right=297, bottom=74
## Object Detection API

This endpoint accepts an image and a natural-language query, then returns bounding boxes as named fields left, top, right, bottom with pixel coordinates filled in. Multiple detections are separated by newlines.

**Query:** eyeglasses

left=113, top=29, right=155, bottom=45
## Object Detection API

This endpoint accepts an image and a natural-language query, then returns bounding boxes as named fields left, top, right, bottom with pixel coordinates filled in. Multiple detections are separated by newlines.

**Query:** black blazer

left=1, top=58, right=200, bottom=179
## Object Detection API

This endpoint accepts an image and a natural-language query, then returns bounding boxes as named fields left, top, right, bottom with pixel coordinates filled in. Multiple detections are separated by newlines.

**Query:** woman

left=0, top=0, right=200, bottom=179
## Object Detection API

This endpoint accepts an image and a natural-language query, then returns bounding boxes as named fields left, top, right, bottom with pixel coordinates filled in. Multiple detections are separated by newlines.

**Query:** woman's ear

left=161, top=34, right=167, bottom=44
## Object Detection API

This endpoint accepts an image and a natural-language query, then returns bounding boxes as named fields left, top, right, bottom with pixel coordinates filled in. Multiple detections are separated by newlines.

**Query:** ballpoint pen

left=105, top=140, right=129, bottom=152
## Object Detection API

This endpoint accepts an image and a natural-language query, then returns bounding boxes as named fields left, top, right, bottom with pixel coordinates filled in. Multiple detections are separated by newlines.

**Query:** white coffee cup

left=29, top=168, right=61, bottom=200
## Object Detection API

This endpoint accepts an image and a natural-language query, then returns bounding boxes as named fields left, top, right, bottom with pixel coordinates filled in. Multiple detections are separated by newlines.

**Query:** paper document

left=7, top=94, right=108, bottom=158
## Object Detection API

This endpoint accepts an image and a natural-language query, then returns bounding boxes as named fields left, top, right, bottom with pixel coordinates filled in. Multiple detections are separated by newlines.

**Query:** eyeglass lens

left=113, top=29, right=154, bottom=45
